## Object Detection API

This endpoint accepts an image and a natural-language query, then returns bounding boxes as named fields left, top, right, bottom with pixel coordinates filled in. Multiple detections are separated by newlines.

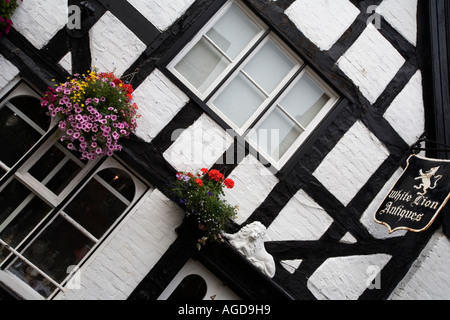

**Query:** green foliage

left=165, top=168, right=239, bottom=249
left=0, top=0, right=22, bottom=37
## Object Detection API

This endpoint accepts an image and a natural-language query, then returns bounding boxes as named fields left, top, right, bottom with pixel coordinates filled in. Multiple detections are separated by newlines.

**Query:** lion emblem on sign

left=414, top=166, right=443, bottom=196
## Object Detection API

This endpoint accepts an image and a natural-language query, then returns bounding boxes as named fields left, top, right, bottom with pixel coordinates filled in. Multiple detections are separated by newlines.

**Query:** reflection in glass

left=174, top=3, right=263, bottom=95
left=0, top=97, right=50, bottom=168
left=29, top=145, right=83, bottom=195
left=97, top=168, right=136, bottom=202
left=279, top=74, right=330, bottom=128
left=13, top=217, right=94, bottom=291
left=9, top=97, right=50, bottom=132
left=175, top=38, right=230, bottom=94
left=250, top=107, right=303, bottom=161
left=213, top=73, right=266, bottom=129
left=206, top=4, right=260, bottom=60
left=0, top=107, right=42, bottom=168
left=243, top=39, right=295, bottom=94
left=64, top=169, right=134, bottom=239
left=9, top=260, right=57, bottom=298
left=0, top=180, right=52, bottom=264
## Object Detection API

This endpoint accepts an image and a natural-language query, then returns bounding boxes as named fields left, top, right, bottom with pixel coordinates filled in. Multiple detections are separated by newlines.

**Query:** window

left=0, top=83, right=51, bottom=176
left=0, top=83, right=149, bottom=299
left=167, top=0, right=339, bottom=169
left=168, top=275, right=207, bottom=300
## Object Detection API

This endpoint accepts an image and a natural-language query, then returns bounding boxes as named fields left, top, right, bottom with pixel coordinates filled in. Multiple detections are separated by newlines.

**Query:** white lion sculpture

left=223, top=222, right=276, bottom=278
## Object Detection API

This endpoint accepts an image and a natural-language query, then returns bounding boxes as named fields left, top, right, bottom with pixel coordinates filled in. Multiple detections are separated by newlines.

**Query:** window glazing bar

left=203, top=34, right=233, bottom=63
left=0, top=238, right=66, bottom=292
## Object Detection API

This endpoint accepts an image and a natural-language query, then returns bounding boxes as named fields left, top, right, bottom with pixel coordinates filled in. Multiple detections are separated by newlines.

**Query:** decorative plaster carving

left=223, top=222, right=276, bottom=278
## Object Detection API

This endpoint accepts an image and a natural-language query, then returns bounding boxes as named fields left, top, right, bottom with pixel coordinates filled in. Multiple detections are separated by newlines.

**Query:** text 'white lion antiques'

left=375, top=155, right=450, bottom=233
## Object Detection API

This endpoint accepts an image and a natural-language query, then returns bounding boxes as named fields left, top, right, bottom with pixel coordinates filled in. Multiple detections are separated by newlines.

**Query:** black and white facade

left=0, top=0, right=449, bottom=300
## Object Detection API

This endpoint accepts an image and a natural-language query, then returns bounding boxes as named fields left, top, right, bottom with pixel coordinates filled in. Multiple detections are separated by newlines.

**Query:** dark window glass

left=0, top=107, right=42, bottom=167
left=29, top=145, right=83, bottom=195
left=64, top=169, right=134, bottom=239
left=10, top=217, right=94, bottom=298
left=0, top=96, right=50, bottom=168
left=10, top=97, right=50, bottom=132
left=0, top=180, right=52, bottom=263
left=168, top=275, right=207, bottom=300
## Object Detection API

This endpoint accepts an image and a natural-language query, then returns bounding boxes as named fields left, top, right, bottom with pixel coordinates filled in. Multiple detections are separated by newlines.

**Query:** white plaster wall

left=90, top=11, right=147, bottom=77
left=285, top=0, right=360, bottom=51
left=313, top=121, right=390, bottom=207
left=134, top=69, right=189, bottom=143
left=389, top=230, right=450, bottom=300
left=223, top=155, right=279, bottom=225
left=308, top=254, right=392, bottom=300
left=164, top=113, right=234, bottom=173
left=0, top=55, right=19, bottom=91
left=11, top=0, right=68, bottom=49
left=127, top=0, right=195, bottom=32
left=266, top=189, right=334, bottom=241
left=377, top=0, right=418, bottom=46
left=337, top=24, right=406, bottom=104
left=383, top=71, right=425, bottom=146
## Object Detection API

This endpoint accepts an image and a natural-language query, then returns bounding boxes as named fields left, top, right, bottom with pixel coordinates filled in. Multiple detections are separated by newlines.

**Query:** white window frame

left=247, top=67, right=339, bottom=169
left=207, top=33, right=303, bottom=136
left=168, top=0, right=268, bottom=100
left=167, top=0, right=340, bottom=171
left=0, top=156, right=148, bottom=300
left=0, top=82, right=150, bottom=300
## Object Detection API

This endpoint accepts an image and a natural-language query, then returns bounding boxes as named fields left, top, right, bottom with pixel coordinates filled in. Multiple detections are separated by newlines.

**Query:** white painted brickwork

left=134, top=69, right=189, bottom=143
left=223, top=155, right=279, bottom=225
left=11, top=0, right=68, bottom=49
left=377, top=0, right=418, bottom=46
left=56, top=190, right=184, bottom=300
left=127, top=0, right=195, bottom=31
left=383, top=71, right=425, bottom=146
left=285, top=0, right=360, bottom=51
left=308, top=254, right=392, bottom=300
left=337, top=24, right=406, bottom=104
left=90, top=11, right=147, bottom=77
left=313, top=121, right=390, bottom=206
left=0, top=55, right=19, bottom=92
left=266, top=190, right=334, bottom=241
left=390, top=230, right=450, bottom=299
left=164, top=113, right=234, bottom=173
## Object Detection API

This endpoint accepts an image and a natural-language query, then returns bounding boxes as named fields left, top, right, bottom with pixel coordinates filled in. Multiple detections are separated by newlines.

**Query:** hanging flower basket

left=0, top=0, right=22, bottom=37
left=41, top=69, right=140, bottom=161
left=165, top=168, right=239, bottom=250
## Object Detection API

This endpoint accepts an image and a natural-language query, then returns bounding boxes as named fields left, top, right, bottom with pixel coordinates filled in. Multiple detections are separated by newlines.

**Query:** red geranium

left=195, top=179, right=203, bottom=187
left=208, top=169, right=224, bottom=182
left=224, top=179, right=235, bottom=189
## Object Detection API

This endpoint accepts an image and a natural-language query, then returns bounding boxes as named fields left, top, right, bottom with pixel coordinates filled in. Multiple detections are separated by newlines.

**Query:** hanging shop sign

left=375, top=154, right=450, bottom=233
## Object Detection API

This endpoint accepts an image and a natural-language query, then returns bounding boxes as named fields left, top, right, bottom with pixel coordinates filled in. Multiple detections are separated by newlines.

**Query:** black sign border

left=374, top=154, right=450, bottom=234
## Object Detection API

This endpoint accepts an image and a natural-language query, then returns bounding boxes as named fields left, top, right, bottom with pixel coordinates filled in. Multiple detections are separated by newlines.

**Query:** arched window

left=0, top=81, right=149, bottom=299
left=0, top=91, right=50, bottom=174
left=168, top=275, right=208, bottom=300
left=0, top=155, right=148, bottom=298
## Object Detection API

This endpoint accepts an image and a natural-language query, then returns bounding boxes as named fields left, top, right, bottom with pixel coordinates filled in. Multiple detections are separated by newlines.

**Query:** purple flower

left=58, top=121, right=66, bottom=130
